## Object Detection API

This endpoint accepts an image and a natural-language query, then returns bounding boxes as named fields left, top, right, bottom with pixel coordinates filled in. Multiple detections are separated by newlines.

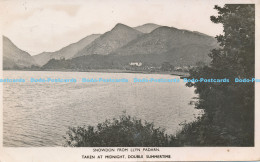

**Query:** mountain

left=112, top=26, right=218, bottom=56
left=33, top=34, right=100, bottom=66
left=74, top=23, right=143, bottom=57
left=42, top=25, right=219, bottom=71
left=32, top=52, right=53, bottom=67
left=162, top=44, right=214, bottom=66
left=134, top=23, right=161, bottom=33
left=3, top=36, right=36, bottom=69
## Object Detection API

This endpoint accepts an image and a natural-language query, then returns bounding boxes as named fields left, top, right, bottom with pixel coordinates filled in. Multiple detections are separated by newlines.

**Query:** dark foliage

left=64, top=114, right=176, bottom=147
left=183, top=4, right=255, bottom=146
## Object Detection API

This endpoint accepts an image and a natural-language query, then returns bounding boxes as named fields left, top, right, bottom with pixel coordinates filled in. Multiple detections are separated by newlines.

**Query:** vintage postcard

left=0, top=0, right=259, bottom=161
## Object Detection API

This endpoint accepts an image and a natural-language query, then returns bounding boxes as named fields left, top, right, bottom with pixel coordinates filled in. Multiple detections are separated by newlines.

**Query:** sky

left=0, top=0, right=243, bottom=55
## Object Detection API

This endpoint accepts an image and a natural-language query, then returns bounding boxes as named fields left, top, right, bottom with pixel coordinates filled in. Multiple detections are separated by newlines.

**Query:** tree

left=185, top=4, right=255, bottom=146
left=161, top=62, right=173, bottom=71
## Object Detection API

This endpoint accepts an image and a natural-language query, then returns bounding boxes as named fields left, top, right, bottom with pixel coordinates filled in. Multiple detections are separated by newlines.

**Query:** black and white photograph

left=0, top=0, right=259, bottom=161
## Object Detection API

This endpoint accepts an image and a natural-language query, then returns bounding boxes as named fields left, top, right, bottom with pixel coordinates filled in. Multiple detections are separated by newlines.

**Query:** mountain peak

left=151, top=26, right=180, bottom=34
left=3, top=35, right=11, bottom=42
left=136, top=23, right=160, bottom=27
left=134, top=23, right=161, bottom=33
left=144, top=23, right=159, bottom=25
left=108, top=23, right=142, bottom=35
left=3, top=36, right=36, bottom=69
left=112, top=23, right=133, bottom=31
left=115, top=23, right=125, bottom=26
left=75, top=23, right=142, bottom=57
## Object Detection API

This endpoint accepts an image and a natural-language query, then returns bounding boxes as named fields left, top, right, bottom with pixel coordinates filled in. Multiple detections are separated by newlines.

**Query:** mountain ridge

left=3, top=36, right=36, bottom=69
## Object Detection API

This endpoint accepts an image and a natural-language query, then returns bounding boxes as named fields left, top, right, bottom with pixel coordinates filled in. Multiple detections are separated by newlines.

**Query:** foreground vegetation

left=182, top=4, right=255, bottom=146
left=64, top=114, right=177, bottom=147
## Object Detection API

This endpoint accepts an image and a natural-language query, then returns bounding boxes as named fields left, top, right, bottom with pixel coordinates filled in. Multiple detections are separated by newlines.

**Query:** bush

left=63, top=114, right=176, bottom=147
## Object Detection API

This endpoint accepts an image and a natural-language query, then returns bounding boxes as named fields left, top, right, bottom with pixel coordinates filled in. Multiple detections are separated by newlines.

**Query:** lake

left=3, top=71, right=201, bottom=147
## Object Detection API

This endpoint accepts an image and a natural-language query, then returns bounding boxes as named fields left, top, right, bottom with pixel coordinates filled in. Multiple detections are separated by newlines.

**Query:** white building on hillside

left=129, top=62, right=142, bottom=67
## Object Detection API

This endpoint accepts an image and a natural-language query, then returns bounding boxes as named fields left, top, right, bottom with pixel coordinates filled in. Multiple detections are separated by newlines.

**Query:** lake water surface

left=3, top=71, right=201, bottom=147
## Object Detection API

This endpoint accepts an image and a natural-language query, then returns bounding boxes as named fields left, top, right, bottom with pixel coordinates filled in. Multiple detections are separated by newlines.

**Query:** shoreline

left=3, top=69, right=190, bottom=77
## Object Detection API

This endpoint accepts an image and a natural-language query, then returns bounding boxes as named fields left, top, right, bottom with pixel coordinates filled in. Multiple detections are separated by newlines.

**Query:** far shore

left=3, top=69, right=190, bottom=77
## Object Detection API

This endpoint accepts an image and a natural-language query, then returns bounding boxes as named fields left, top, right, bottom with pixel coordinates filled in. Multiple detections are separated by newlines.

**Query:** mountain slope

left=162, top=44, right=214, bottom=66
left=134, top=23, right=161, bottom=33
left=33, top=34, right=100, bottom=66
left=33, top=52, right=53, bottom=67
left=112, top=26, right=218, bottom=56
left=74, top=23, right=143, bottom=57
left=3, top=36, right=36, bottom=69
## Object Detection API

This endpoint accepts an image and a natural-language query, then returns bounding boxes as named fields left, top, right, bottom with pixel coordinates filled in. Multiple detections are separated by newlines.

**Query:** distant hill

left=33, top=34, right=100, bottom=66
left=3, top=36, right=36, bottom=69
left=112, top=26, right=218, bottom=56
left=134, top=23, right=161, bottom=33
left=74, top=23, right=143, bottom=57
